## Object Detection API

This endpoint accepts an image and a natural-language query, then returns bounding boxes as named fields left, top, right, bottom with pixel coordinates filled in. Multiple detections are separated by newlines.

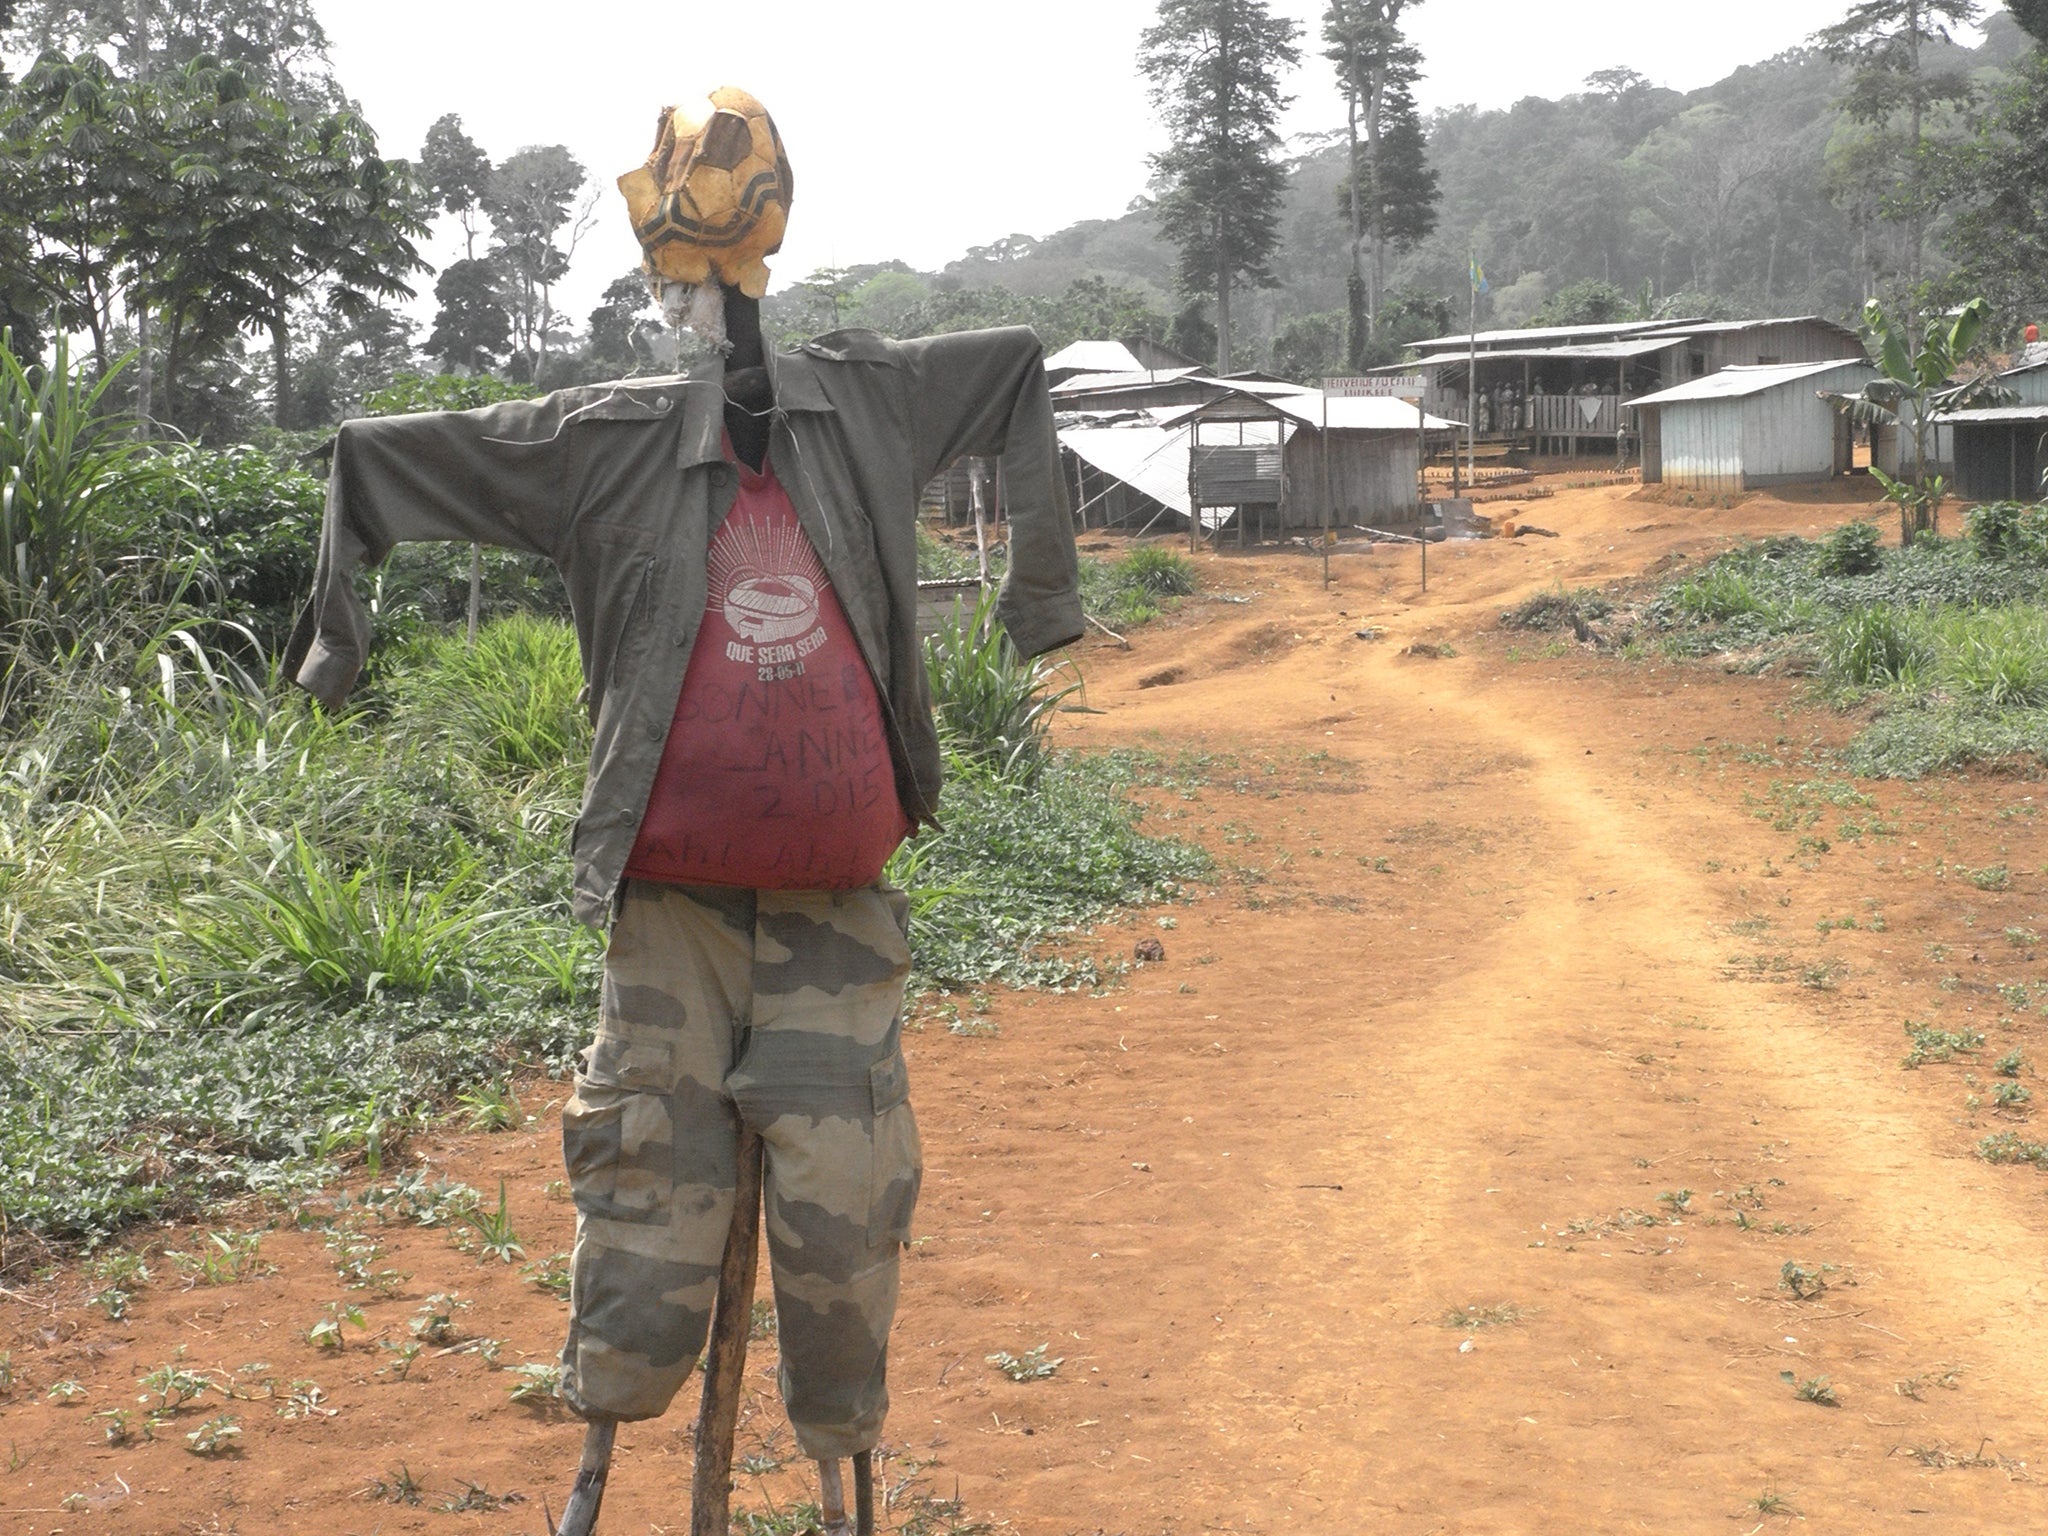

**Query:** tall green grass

left=0, top=604, right=1205, bottom=1248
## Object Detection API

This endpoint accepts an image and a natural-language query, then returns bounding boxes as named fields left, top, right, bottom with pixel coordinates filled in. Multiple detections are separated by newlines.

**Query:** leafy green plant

left=506, top=1362, right=563, bottom=1403
left=1820, top=296, right=2008, bottom=543
left=409, top=1292, right=469, bottom=1345
left=183, top=831, right=516, bottom=1008
left=184, top=1417, right=239, bottom=1458
left=138, top=1360, right=212, bottom=1412
left=522, top=1251, right=573, bottom=1300
left=1815, top=520, right=1882, bottom=577
left=454, top=1080, right=523, bottom=1133
left=1902, top=1021, right=1984, bottom=1067
left=923, top=589, right=1079, bottom=783
left=388, top=614, right=589, bottom=779
left=168, top=1230, right=270, bottom=1287
left=0, top=337, right=173, bottom=638
left=1781, top=1372, right=1839, bottom=1406
left=1780, top=1261, right=1830, bottom=1300
left=461, top=1181, right=525, bottom=1263
left=1819, top=606, right=1933, bottom=691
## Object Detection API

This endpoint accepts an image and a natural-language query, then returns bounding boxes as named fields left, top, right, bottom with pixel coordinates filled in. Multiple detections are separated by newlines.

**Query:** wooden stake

left=692, top=1126, right=765, bottom=1536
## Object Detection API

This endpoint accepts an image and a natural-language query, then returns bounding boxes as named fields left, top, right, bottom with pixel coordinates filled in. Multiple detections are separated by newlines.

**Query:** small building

left=1631, top=359, right=1878, bottom=494
left=1390, top=316, right=1865, bottom=456
left=1875, top=351, right=2048, bottom=481
left=1940, top=406, right=2048, bottom=502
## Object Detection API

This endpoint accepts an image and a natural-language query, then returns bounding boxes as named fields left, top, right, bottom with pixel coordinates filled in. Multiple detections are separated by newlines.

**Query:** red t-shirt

left=623, top=453, right=913, bottom=890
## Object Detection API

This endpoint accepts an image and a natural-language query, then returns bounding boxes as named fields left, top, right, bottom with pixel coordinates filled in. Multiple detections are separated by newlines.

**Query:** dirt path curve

left=900, top=505, right=2048, bottom=1536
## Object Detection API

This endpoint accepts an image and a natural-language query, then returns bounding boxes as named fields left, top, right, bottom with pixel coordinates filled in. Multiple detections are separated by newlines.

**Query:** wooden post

left=691, top=1128, right=764, bottom=1536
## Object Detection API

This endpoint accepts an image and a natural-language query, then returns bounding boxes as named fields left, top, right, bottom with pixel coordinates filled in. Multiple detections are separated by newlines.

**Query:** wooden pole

left=691, top=1127, right=765, bottom=1536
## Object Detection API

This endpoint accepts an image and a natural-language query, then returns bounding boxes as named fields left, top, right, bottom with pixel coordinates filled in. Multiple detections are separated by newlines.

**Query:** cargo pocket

left=562, top=1036, right=679, bottom=1228
left=866, top=1050, right=923, bottom=1246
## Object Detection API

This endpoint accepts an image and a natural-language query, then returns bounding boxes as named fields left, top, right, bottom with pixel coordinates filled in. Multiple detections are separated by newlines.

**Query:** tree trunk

left=271, top=315, right=292, bottom=429
left=135, top=301, right=153, bottom=435
left=1214, top=209, right=1232, bottom=373
left=1364, top=51, right=1387, bottom=346
left=1906, top=0, right=1924, bottom=321
left=1343, top=42, right=1366, bottom=369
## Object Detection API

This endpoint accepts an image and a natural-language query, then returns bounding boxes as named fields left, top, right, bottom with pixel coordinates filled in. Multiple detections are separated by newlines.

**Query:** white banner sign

left=1324, top=375, right=1427, bottom=400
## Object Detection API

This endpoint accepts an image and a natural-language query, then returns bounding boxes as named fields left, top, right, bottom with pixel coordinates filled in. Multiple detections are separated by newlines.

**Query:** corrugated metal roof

left=1058, top=425, right=1192, bottom=516
left=1411, top=319, right=1689, bottom=351
left=1935, top=405, right=2048, bottom=424
left=1157, top=390, right=1460, bottom=433
left=1049, top=366, right=1203, bottom=394
left=1406, top=337, right=1689, bottom=367
left=1637, top=316, right=1862, bottom=342
left=1632, top=359, right=1876, bottom=407
left=1044, top=340, right=1146, bottom=375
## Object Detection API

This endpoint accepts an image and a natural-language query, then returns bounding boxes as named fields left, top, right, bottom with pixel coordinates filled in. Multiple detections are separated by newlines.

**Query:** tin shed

left=1632, top=359, right=1878, bottom=495
left=1940, top=406, right=2048, bottom=502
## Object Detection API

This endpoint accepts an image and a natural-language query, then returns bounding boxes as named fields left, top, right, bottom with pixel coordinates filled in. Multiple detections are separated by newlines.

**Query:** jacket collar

left=678, top=344, right=835, bottom=469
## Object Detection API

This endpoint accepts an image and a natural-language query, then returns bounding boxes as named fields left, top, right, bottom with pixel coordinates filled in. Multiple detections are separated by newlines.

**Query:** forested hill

left=790, top=9, right=2036, bottom=373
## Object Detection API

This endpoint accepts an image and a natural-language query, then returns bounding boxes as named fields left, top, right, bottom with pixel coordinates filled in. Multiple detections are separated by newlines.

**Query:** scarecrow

left=286, top=88, right=1083, bottom=1535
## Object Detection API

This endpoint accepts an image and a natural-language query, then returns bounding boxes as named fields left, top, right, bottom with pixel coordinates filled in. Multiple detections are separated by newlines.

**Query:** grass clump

left=1645, top=519, right=2048, bottom=776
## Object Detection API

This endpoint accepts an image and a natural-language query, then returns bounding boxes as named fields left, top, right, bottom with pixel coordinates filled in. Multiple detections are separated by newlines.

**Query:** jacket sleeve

left=898, top=326, right=1084, bottom=658
left=283, top=397, right=575, bottom=709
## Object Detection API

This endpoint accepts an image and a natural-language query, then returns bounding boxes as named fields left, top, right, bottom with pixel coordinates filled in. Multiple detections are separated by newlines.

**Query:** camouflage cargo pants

left=559, top=880, right=922, bottom=1459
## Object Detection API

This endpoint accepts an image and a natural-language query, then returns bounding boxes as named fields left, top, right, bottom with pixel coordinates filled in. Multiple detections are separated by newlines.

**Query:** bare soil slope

left=9, top=481, right=2048, bottom=1535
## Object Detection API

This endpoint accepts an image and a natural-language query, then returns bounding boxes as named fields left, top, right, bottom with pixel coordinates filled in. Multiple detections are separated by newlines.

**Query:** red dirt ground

left=9, top=480, right=2048, bottom=1535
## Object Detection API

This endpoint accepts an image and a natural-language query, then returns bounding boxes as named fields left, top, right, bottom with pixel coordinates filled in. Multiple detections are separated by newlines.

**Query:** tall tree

left=419, top=113, right=492, bottom=261
left=5, top=0, right=338, bottom=103
left=1812, top=0, right=1983, bottom=308
left=1940, top=4, right=2048, bottom=329
left=424, top=257, right=513, bottom=374
left=1323, top=0, right=1437, bottom=366
left=483, top=144, right=596, bottom=379
left=0, top=52, right=152, bottom=374
left=1139, top=0, right=1301, bottom=372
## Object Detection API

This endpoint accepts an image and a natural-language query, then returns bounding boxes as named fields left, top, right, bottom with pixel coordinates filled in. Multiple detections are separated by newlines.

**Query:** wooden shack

left=1632, top=359, right=1878, bottom=494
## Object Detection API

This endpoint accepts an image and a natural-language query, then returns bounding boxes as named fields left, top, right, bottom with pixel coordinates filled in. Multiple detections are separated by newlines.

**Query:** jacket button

left=655, top=396, right=672, bottom=413
left=646, top=724, right=664, bottom=742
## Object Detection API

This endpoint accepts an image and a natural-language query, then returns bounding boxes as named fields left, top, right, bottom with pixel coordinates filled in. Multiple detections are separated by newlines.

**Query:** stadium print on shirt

left=624, top=457, right=913, bottom=891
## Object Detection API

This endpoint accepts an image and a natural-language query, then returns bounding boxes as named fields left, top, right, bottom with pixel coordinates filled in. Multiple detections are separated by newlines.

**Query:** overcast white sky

left=316, top=0, right=1981, bottom=322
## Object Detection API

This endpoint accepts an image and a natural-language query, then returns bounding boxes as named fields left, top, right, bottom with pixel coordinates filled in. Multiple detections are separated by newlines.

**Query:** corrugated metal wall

left=1952, top=423, right=2048, bottom=501
left=1279, top=432, right=1421, bottom=528
left=1649, top=399, right=1748, bottom=493
left=1652, top=363, right=1872, bottom=492
left=1696, top=321, right=1865, bottom=372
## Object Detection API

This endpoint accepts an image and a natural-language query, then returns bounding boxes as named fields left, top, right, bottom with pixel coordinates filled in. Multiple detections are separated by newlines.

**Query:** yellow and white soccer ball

left=618, top=87, right=793, bottom=300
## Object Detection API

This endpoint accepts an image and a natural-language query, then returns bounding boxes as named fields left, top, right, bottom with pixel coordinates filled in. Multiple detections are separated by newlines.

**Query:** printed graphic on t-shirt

left=710, top=510, right=828, bottom=678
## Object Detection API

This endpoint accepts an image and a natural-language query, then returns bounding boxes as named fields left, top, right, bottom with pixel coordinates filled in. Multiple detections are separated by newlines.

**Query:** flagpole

left=1467, top=256, right=1479, bottom=489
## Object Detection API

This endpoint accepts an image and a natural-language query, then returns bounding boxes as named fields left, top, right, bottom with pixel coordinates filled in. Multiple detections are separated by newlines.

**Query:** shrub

left=1114, top=544, right=1197, bottom=598
left=1966, top=501, right=2048, bottom=564
left=1815, top=520, right=1882, bottom=577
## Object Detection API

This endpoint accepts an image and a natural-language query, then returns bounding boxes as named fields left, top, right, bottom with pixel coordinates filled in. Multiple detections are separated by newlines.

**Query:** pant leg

left=560, top=881, right=756, bottom=1421
left=726, top=885, right=922, bottom=1460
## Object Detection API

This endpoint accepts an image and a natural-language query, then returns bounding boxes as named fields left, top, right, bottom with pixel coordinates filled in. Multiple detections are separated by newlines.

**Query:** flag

left=1470, top=257, right=1489, bottom=296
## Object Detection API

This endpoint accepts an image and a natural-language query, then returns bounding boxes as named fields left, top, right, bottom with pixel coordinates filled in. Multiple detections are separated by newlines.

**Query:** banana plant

left=1820, top=297, right=2015, bottom=544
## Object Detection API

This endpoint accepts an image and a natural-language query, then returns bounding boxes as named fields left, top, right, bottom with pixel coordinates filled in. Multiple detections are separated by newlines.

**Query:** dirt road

left=9, top=482, right=2048, bottom=1534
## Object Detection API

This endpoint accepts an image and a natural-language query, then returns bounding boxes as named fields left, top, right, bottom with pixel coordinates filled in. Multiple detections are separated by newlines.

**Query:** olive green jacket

left=285, top=326, right=1083, bottom=927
